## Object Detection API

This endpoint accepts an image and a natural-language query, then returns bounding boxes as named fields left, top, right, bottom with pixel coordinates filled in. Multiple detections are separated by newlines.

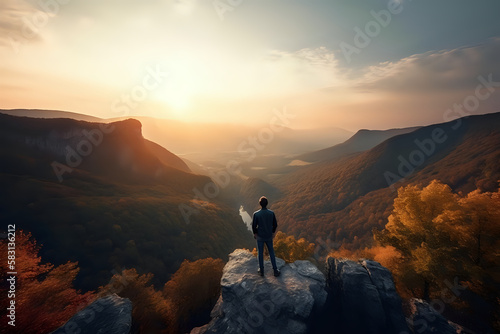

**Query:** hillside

left=272, top=112, right=500, bottom=247
left=0, top=108, right=103, bottom=122
left=0, top=114, right=254, bottom=290
left=144, top=139, right=191, bottom=173
left=239, top=177, right=283, bottom=213
left=296, top=126, right=421, bottom=163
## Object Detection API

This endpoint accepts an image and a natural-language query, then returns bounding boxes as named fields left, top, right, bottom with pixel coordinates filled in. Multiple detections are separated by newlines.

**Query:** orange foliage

left=252, top=231, right=315, bottom=263
left=329, top=245, right=402, bottom=271
left=374, top=180, right=500, bottom=308
left=0, top=231, right=95, bottom=334
left=163, top=258, right=224, bottom=332
left=99, top=258, right=224, bottom=334
left=99, top=268, right=173, bottom=333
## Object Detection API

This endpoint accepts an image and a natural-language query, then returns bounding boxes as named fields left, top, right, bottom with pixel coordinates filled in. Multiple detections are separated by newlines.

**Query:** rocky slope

left=191, top=249, right=327, bottom=334
left=326, top=258, right=409, bottom=333
left=407, top=299, right=463, bottom=334
left=191, top=250, right=415, bottom=334
left=52, top=294, right=132, bottom=334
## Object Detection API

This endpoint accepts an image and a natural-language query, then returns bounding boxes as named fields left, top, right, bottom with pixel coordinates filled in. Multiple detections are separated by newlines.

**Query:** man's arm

left=252, top=213, right=258, bottom=239
left=272, top=213, right=277, bottom=238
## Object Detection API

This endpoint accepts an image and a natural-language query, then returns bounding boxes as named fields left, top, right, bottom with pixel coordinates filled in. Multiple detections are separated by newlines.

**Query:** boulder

left=51, top=294, right=132, bottom=334
left=325, top=258, right=409, bottom=334
left=407, top=299, right=459, bottom=334
left=191, top=249, right=327, bottom=334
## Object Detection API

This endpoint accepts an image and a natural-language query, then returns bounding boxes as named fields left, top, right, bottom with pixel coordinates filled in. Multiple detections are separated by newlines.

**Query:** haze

left=1, top=0, right=500, bottom=131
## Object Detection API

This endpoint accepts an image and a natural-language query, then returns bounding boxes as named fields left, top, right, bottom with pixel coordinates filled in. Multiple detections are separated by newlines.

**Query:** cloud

left=0, top=0, right=54, bottom=51
left=256, top=47, right=342, bottom=94
left=355, top=37, right=500, bottom=93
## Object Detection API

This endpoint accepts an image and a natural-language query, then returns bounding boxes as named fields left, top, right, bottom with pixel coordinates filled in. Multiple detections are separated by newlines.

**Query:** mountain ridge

left=296, top=126, right=421, bottom=163
left=0, top=113, right=196, bottom=187
left=0, top=113, right=254, bottom=291
left=272, top=112, right=500, bottom=246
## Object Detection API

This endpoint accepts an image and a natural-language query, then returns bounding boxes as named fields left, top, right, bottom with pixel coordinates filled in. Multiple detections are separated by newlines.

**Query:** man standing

left=252, top=196, right=280, bottom=277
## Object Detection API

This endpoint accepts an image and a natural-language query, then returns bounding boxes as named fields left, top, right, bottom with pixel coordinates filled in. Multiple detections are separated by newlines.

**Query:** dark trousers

left=257, top=239, right=278, bottom=271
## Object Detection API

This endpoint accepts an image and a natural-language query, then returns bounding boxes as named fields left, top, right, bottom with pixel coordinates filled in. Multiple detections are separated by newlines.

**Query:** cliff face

left=326, top=258, right=409, bottom=334
left=191, top=249, right=327, bottom=334
left=0, top=113, right=199, bottom=186
left=191, top=250, right=411, bottom=334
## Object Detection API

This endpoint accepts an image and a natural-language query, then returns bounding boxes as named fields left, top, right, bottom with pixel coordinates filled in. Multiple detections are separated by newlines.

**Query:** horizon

left=1, top=1, right=500, bottom=131
left=2, top=108, right=500, bottom=134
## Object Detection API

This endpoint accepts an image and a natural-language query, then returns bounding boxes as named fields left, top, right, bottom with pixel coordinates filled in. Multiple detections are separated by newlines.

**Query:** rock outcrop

left=325, top=258, right=410, bottom=334
left=191, top=249, right=327, bottom=334
left=51, top=294, right=132, bottom=334
left=407, top=299, right=461, bottom=334
left=191, top=250, right=466, bottom=334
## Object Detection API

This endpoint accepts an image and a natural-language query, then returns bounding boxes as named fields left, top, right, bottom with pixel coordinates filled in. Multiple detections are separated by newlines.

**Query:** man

left=252, top=196, right=280, bottom=277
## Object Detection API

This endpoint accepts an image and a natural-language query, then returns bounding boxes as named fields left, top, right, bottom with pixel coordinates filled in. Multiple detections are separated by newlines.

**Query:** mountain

left=0, top=113, right=254, bottom=290
left=107, top=116, right=353, bottom=162
left=239, top=177, right=283, bottom=212
left=0, top=108, right=102, bottom=122
left=144, top=139, right=191, bottom=173
left=271, top=112, right=500, bottom=246
left=0, top=109, right=353, bottom=177
left=0, top=114, right=196, bottom=185
left=296, top=126, right=421, bottom=163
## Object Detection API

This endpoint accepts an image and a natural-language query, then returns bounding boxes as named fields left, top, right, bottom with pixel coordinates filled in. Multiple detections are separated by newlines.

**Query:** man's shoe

left=273, top=269, right=281, bottom=277
left=258, top=269, right=264, bottom=276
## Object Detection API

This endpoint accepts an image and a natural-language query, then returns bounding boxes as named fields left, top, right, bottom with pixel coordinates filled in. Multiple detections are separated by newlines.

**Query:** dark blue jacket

left=252, top=208, right=277, bottom=240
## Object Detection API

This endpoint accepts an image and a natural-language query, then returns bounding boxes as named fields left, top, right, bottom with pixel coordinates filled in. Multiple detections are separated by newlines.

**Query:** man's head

left=259, top=196, right=268, bottom=208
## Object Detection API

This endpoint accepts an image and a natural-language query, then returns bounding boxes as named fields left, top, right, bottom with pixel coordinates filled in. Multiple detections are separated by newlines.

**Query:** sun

left=151, top=53, right=205, bottom=115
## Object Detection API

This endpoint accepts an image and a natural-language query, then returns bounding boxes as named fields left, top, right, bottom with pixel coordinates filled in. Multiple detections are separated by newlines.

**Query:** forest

left=330, top=180, right=500, bottom=332
left=3, top=179, right=498, bottom=332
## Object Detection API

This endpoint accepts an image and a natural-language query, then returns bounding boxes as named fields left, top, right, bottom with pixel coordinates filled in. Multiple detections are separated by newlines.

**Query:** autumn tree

left=440, top=188, right=500, bottom=266
left=99, top=268, right=173, bottom=334
left=374, top=180, right=464, bottom=300
left=375, top=180, right=500, bottom=303
left=252, top=231, right=315, bottom=263
left=434, top=186, right=500, bottom=299
left=0, top=231, right=94, bottom=334
left=163, top=258, right=224, bottom=333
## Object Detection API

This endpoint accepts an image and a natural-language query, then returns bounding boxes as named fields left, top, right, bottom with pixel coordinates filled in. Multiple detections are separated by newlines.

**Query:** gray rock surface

left=51, top=294, right=132, bottom=334
left=191, top=249, right=327, bottom=334
left=326, top=258, right=409, bottom=334
left=407, top=298, right=459, bottom=334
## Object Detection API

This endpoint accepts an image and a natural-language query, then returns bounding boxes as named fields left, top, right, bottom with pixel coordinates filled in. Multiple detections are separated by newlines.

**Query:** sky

left=1, top=0, right=500, bottom=131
